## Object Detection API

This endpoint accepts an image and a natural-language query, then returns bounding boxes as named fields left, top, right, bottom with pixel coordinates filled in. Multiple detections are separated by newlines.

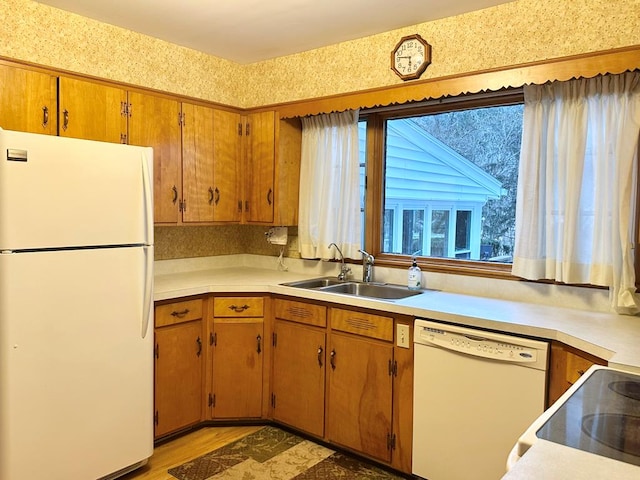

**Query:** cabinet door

left=211, top=321, right=263, bottom=418
left=0, top=64, right=57, bottom=134
left=272, top=319, right=325, bottom=437
left=58, top=77, right=126, bottom=143
left=128, top=92, right=182, bottom=224
left=182, top=103, right=215, bottom=223
left=244, top=111, right=275, bottom=223
left=154, top=320, right=203, bottom=437
left=327, top=332, right=393, bottom=462
left=213, top=109, right=242, bottom=222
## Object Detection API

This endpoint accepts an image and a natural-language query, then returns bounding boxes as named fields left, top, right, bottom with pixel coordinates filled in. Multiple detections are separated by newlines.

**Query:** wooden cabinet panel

left=330, top=308, right=393, bottom=341
left=182, top=103, right=215, bottom=223
left=154, top=319, right=203, bottom=438
left=128, top=92, right=182, bottom=224
left=58, top=76, right=126, bottom=143
left=213, top=109, right=242, bottom=222
left=272, top=319, right=326, bottom=437
left=274, top=117, right=301, bottom=226
left=210, top=321, right=263, bottom=418
left=327, top=332, right=393, bottom=462
left=214, top=297, right=264, bottom=317
left=244, top=111, right=275, bottom=223
left=274, top=298, right=326, bottom=327
left=0, top=64, right=57, bottom=135
left=155, top=298, right=203, bottom=327
left=548, top=342, right=606, bottom=406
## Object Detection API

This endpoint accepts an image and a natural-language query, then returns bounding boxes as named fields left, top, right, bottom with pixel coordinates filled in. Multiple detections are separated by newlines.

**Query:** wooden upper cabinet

left=128, top=92, right=182, bottom=224
left=58, top=77, right=126, bottom=143
left=213, top=109, right=242, bottom=222
left=0, top=64, right=57, bottom=135
left=244, top=111, right=275, bottom=223
left=274, top=117, right=302, bottom=226
left=181, top=103, right=215, bottom=223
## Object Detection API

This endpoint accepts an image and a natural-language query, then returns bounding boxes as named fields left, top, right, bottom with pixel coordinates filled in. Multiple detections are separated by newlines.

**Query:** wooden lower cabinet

left=327, top=308, right=395, bottom=463
left=208, top=296, right=265, bottom=419
left=272, top=319, right=326, bottom=437
left=154, top=298, right=205, bottom=438
left=271, top=299, right=327, bottom=437
left=547, top=341, right=607, bottom=406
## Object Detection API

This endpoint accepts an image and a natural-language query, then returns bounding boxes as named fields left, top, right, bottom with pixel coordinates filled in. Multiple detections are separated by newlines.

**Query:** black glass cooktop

left=537, top=369, right=640, bottom=466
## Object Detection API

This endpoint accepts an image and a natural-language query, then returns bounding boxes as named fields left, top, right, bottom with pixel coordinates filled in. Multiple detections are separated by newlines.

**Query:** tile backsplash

left=154, top=225, right=300, bottom=260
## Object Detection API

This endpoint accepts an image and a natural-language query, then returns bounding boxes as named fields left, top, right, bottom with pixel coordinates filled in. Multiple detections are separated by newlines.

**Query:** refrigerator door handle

left=141, top=245, right=154, bottom=338
left=141, top=150, right=153, bottom=246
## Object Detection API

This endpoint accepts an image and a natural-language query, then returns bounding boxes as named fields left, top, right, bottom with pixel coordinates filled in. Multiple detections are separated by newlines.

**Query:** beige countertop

left=154, top=263, right=640, bottom=371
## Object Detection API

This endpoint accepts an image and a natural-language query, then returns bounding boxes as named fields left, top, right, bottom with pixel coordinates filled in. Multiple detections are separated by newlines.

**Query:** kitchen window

left=359, top=90, right=525, bottom=277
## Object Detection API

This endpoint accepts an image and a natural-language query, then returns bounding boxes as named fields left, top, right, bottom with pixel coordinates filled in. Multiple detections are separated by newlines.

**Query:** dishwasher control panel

left=415, top=319, right=547, bottom=367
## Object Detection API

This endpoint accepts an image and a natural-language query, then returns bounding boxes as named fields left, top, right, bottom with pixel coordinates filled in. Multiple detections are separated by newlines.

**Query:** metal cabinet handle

left=330, top=349, right=336, bottom=370
left=317, top=346, right=323, bottom=367
left=214, top=187, right=220, bottom=205
left=196, top=336, right=202, bottom=357
left=267, top=188, right=273, bottom=205
left=257, top=334, right=262, bottom=354
left=42, top=106, right=49, bottom=128
left=228, top=304, right=250, bottom=313
left=172, top=185, right=178, bottom=205
left=170, top=308, right=189, bottom=318
left=62, top=109, right=69, bottom=131
left=208, top=187, right=214, bottom=205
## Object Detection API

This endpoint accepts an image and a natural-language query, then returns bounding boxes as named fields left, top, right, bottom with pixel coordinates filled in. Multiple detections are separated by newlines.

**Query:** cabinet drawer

left=214, top=297, right=264, bottom=317
left=155, top=299, right=203, bottom=327
left=330, top=308, right=393, bottom=342
left=274, top=299, right=326, bottom=327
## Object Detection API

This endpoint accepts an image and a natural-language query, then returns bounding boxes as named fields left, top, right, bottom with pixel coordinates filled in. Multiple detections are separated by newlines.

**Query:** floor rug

left=168, top=426, right=406, bottom=480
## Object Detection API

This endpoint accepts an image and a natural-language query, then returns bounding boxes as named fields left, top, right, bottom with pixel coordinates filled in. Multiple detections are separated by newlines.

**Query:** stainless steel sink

left=320, top=282, right=423, bottom=300
left=281, top=277, right=346, bottom=289
left=282, top=277, right=423, bottom=300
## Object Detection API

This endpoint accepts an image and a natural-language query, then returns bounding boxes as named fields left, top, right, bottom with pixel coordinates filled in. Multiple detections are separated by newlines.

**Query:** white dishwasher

left=412, top=319, right=548, bottom=480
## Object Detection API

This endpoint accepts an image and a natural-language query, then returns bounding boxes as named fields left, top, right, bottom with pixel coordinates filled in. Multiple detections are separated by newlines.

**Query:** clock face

left=391, top=34, right=431, bottom=80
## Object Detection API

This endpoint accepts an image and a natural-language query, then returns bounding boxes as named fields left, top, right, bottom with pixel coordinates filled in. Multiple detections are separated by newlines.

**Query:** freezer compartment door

left=0, top=248, right=153, bottom=480
left=0, top=129, right=153, bottom=250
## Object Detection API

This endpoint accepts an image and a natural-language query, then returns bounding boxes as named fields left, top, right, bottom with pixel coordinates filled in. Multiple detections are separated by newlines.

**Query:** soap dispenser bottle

left=408, top=257, right=421, bottom=290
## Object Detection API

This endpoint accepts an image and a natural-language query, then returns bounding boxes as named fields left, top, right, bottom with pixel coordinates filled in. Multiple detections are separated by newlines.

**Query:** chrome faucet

left=358, top=249, right=375, bottom=282
left=329, top=243, right=351, bottom=281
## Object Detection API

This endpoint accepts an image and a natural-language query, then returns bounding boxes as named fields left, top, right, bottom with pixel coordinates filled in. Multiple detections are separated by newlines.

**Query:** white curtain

left=512, top=73, right=640, bottom=313
left=298, top=109, right=362, bottom=260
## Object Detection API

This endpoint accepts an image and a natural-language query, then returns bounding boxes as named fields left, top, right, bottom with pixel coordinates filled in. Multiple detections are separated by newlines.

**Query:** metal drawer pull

left=170, top=308, right=190, bottom=318
left=172, top=185, right=178, bottom=204
left=257, top=335, right=262, bottom=354
left=196, top=336, right=202, bottom=357
left=228, top=304, right=250, bottom=312
left=330, top=349, right=336, bottom=370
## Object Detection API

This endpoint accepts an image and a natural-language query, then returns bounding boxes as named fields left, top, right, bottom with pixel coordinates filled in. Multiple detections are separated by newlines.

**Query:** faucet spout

left=329, top=243, right=351, bottom=281
left=358, top=249, right=375, bottom=283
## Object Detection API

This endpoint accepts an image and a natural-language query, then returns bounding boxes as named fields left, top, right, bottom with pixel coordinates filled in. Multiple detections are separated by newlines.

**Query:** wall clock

left=391, top=34, right=431, bottom=81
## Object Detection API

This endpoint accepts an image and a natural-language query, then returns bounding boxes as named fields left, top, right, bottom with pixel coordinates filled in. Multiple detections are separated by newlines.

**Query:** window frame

left=360, top=89, right=525, bottom=280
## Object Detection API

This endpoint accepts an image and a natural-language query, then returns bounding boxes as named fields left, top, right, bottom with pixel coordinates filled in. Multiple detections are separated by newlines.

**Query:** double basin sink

left=282, top=277, right=424, bottom=301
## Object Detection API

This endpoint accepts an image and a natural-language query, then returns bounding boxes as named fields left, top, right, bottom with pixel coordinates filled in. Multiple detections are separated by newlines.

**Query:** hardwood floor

left=120, top=425, right=262, bottom=480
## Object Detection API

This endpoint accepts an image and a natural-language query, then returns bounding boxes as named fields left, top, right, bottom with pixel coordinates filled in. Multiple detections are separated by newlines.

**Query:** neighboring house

left=360, top=119, right=505, bottom=260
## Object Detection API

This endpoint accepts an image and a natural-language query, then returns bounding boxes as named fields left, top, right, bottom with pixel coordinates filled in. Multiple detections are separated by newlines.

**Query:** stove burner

left=609, top=381, right=640, bottom=401
left=581, top=413, right=640, bottom=461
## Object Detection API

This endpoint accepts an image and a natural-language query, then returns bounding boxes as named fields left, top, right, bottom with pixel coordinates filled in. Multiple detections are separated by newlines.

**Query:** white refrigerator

left=0, top=129, right=154, bottom=480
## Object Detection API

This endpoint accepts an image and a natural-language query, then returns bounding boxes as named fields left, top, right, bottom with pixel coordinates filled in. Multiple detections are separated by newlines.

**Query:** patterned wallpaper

left=2, top=0, right=639, bottom=109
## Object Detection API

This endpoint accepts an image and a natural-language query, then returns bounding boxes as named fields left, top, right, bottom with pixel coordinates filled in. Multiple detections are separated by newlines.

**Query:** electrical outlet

left=397, top=324, right=410, bottom=349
